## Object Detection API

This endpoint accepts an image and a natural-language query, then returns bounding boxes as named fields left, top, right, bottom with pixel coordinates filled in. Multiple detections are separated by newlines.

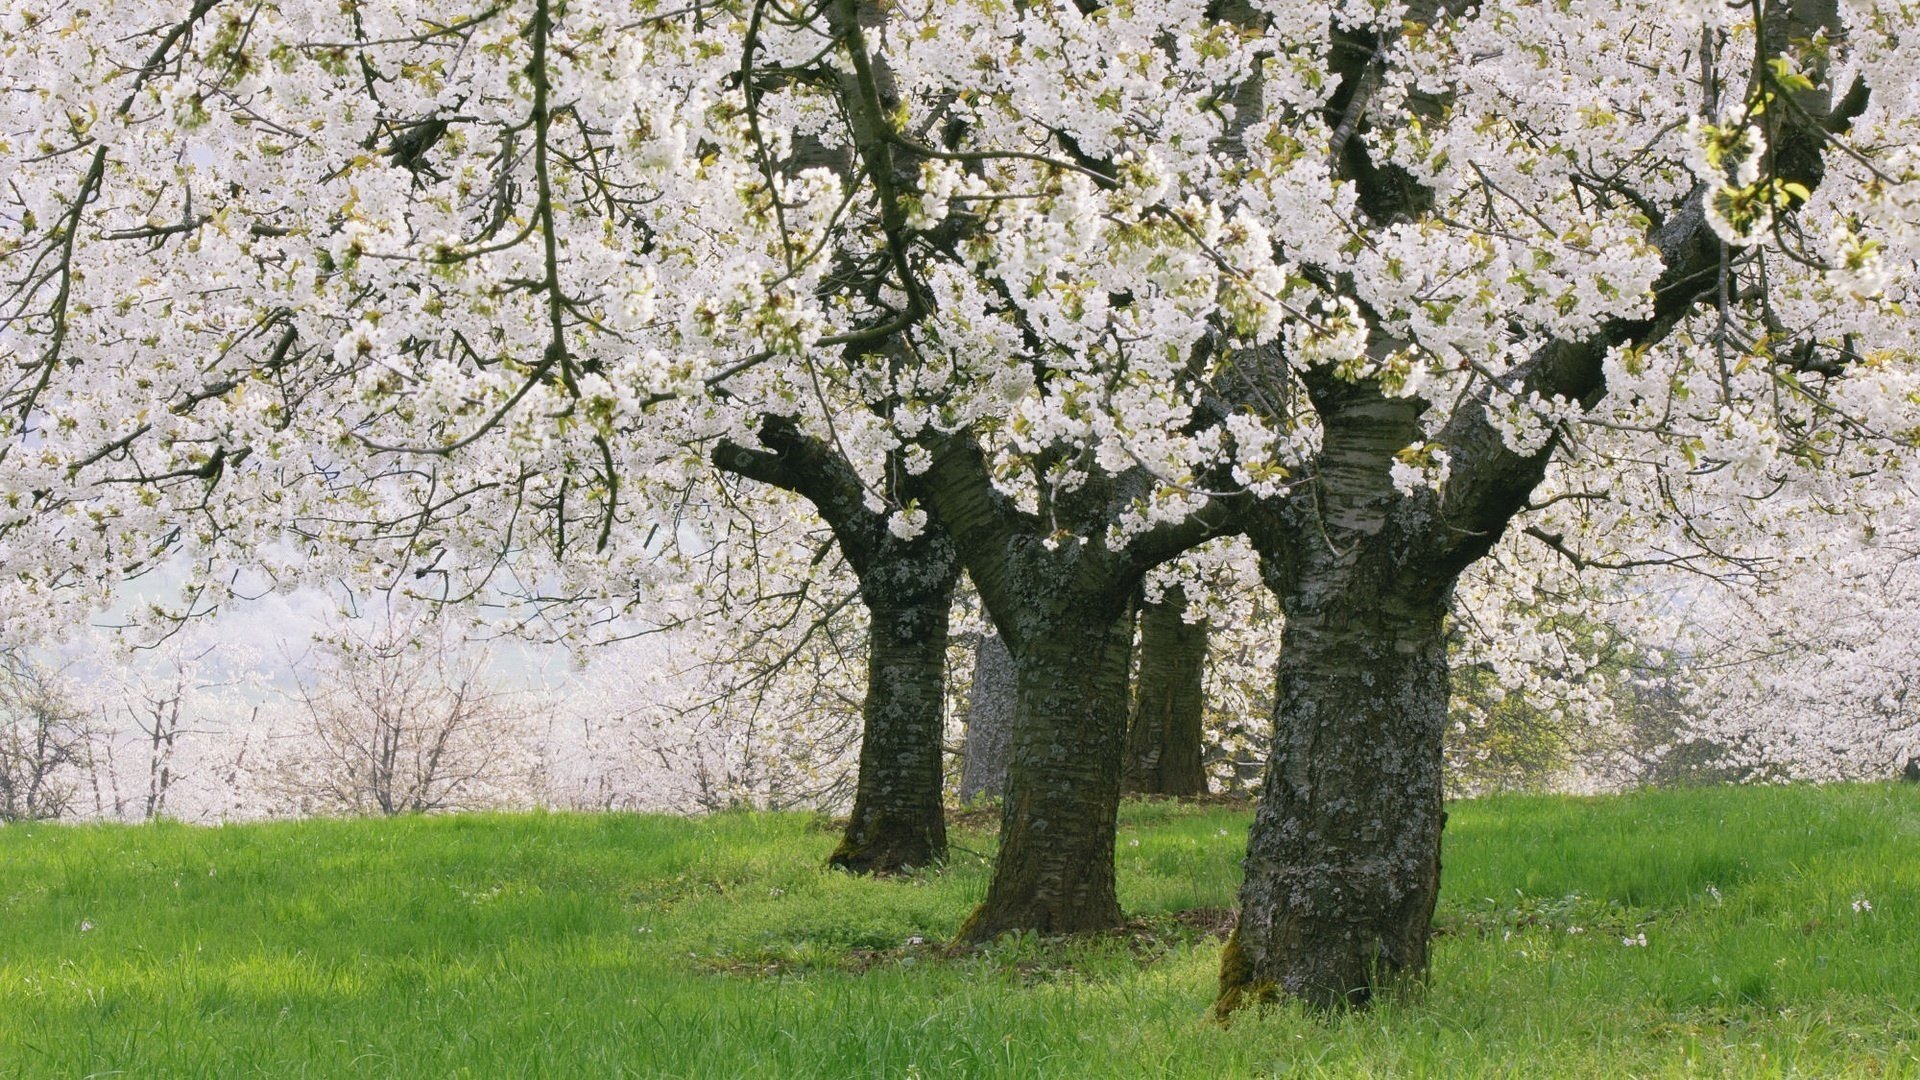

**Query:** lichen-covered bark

left=1216, top=582, right=1448, bottom=1012
left=1216, top=369, right=1454, bottom=1013
left=957, top=608, right=1135, bottom=940
left=1122, top=586, right=1209, bottom=798
left=959, top=631, right=1016, bottom=803
left=829, top=595, right=951, bottom=874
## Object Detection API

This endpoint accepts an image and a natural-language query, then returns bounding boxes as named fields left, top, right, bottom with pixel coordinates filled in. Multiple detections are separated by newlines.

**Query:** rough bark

left=1122, top=586, right=1210, bottom=797
left=828, top=595, right=951, bottom=873
left=958, top=631, right=1016, bottom=802
left=956, top=607, right=1136, bottom=940
left=1216, top=372, right=1454, bottom=1011
left=1217, top=575, right=1449, bottom=1012
left=713, top=415, right=960, bottom=876
left=1208, top=0, right=1868, bottom=1012
left=917, top=430, right=1230, bottom=940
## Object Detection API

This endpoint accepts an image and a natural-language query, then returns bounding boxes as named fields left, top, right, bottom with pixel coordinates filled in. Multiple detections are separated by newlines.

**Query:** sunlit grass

left=4, top=784, right=1920, bottom=1076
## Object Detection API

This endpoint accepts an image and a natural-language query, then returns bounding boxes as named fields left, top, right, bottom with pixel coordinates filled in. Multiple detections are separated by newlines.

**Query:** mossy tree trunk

left=1217, top=571, right=1449, bottom=1011
left=1122, top=585, right=1209, bottom=798
left=1217, top=379, right=1456, bottom=1012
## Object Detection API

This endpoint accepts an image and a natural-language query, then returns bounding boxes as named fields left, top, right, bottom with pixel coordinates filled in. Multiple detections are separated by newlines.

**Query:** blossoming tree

left=5, top=0, right=1917, bottom=1013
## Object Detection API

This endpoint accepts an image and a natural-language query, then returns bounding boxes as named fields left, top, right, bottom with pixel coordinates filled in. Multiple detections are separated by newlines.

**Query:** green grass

left=4, top=784, right=1920, bottom=1077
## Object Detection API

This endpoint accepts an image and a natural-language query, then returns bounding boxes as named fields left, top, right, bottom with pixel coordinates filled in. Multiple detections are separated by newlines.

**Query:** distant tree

left=265, top=613, right=538, bottom=816
left=108, top=644, right=221, bottom=821
left=548, top=513, right=880, bottom=816
left=1665, top=503, right=1920, bottom=783
left=1122, top=585, right=1209, bottom=798
left=958, top=632, right=1016, bottom=804
left=0, top=651, right=94, bottom=822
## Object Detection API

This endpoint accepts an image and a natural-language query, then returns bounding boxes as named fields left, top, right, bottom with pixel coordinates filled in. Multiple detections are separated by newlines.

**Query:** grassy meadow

left=3, top=784, right=1920, bottom=1077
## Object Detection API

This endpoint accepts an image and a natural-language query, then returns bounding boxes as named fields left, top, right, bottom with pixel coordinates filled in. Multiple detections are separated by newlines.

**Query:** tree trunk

left=709, top=419, right=961, bottom=877
left=957, top=609, right=1135, bottom=940
left=959, top=631, right=1016, bottom=802
left=1217, top=584, right=1450, bottom=1012
left=829, top=596, right=953, bottom=874
left=913, top=428, right=1230, bottom=941
left=1122, top=586, right=1210, bottom=797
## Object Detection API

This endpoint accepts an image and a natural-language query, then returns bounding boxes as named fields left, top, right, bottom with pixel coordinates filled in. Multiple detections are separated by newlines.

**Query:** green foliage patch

left=3, top=786, right=1920, bottom=1076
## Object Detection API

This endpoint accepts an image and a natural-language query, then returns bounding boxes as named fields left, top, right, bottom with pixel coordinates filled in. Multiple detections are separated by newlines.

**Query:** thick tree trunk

left=1217, top=584, right=1450, bottom=1012
left=957, top=610, right=1135, bottom=940
left=710, top=418, right=961, bottom=877
left=959, top=631, right=1016, bottom=802
left=1122, top=586, right=1209, bottom=797
left=913, top=428, right=1228, bottom=941
left=829, top=596, right=953, bottom=874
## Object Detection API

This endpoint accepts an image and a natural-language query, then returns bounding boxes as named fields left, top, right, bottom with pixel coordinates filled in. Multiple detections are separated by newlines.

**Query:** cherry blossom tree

left=712, top=421, right=959, bottom=871
left=0, top=649, right=94, bottom=821
left=263, top=608, right=542, bottom=816
left=1644, top=477, right=1920, bottom=783
left=1124, top=541, right=1277, bottom=798
left=6, top=0, right=1919, bottom=1013
left=1121, top=582, right=1210, bottom=797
